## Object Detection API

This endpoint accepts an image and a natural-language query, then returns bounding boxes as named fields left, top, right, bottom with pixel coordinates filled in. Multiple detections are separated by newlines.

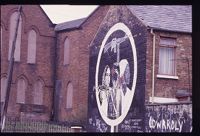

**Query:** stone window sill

left=157, top=74, right=179, bottom=80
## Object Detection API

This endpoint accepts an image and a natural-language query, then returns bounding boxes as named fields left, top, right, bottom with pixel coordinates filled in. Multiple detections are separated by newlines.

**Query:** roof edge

left=147, top=26, right=192, bottom=34
left=39, top=5, right=54, bottom=27
left=54, top=6, right=100, bottom=31
left=78, top=5, right=100, bottom=27
left=126, top=5, right=148, bottom=28
left=54, top=17, right=87, bottom=31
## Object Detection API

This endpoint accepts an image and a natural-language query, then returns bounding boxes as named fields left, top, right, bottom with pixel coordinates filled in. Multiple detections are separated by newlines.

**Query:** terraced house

left=1, top=5, right=192, bottom=132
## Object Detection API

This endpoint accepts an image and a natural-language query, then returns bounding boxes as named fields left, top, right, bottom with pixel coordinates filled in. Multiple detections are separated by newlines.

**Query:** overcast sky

left=40, top=5, right=98, bottom=24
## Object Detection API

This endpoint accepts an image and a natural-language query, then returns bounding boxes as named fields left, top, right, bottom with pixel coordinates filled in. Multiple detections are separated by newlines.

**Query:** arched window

left=8, top=12, right=22, bottom=61
left=1, top=76, right=7, bottom=103
left=16, top=78, right=26, bottom=104
left=27, top=29, right=36, bottom=63
left=66, top=82, right=73, bottom=109
left=63, top=38, right=70, bottom=65
left=33, top=80, right=43, bottom=105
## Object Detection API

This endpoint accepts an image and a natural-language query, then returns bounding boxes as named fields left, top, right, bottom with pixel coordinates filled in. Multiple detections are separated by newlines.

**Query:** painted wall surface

left=87, top=6, right=147, bottom=132
left=145, top=103, right=192, bottom=132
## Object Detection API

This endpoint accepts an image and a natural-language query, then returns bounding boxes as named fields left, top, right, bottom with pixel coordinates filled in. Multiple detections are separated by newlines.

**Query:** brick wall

left=55, top=6, right=110, bottom=124
left=1, top=5, right=55, bottom=121
left=145, top=30, right=192, bottom=103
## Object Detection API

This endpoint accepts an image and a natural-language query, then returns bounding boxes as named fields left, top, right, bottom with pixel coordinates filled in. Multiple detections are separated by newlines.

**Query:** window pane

left=159, top=47, right=175, bottom=75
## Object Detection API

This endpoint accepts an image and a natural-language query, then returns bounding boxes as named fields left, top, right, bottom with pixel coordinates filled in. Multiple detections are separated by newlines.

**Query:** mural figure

left=98, top=65, right=111, bottom=117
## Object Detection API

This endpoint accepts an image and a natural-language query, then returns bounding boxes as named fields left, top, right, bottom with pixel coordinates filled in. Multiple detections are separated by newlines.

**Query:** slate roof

left=55, top=17, right=86, bottom=31
left=127, top=5, right=192, bottom=33
left=55, top=5, right=192, bottom=33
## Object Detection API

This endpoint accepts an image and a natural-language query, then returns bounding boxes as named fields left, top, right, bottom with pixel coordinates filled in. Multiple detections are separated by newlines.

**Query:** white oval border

left=95, top=22, right=138, bottom=127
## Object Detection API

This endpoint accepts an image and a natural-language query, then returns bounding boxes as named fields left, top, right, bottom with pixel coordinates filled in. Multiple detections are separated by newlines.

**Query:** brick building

left=1, top=5, right=192, bottom=128
left=1, top=5, right=55, bottom=121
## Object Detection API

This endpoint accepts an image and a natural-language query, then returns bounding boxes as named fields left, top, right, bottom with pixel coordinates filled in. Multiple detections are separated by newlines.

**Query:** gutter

left=150, top=29, right=156, bottom=103
left=149, top=27, right=192, bottom=34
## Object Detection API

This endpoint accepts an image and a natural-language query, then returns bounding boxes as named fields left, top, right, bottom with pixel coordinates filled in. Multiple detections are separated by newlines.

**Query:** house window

left=1, top=77, right=7, bottom=102
left=27, top=30, right=36, bottom=64
left=33, top=80, right=43, bottom=105
left=8, top=12, right=22, bottom=61
left=158, top=37, right=176, bottom=76
left=63, top=38, right=70, bottom=65
left=16, top=78, right=26, bottom=104
left=66, top=82, right=73, bottom=109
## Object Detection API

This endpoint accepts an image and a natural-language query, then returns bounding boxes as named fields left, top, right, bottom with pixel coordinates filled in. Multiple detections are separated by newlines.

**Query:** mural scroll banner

left=87, top=6, right=147, bottom=132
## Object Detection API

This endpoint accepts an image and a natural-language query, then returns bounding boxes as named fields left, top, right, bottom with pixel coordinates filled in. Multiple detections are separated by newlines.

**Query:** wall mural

left=95, top=23, right=137, bottom=132
left=87, top=6, right=147, bottom=132
left=87, top=18, right=147, bottom=132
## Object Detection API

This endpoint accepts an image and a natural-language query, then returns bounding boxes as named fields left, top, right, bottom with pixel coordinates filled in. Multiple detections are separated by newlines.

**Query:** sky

left=40, top=5, right=98, bottom=24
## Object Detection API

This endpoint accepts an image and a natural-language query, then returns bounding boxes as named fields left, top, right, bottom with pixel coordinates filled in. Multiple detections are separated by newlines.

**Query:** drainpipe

left=51, top=30, right=58, bottom=121
left=150, top=29, right=156, bottom=103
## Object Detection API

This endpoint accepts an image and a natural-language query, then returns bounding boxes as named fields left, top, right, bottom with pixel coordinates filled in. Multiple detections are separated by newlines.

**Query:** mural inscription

left=145, top=103, right=192, bottom=132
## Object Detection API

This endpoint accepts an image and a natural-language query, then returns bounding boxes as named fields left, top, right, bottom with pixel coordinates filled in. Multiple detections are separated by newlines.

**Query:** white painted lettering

left=162, top=119, right=166, bottom=131
left=171, top=120, right=175, bottom=130
left=166, top=120, right=171, bottom=131
left=178, top=120, right=183, bottom=132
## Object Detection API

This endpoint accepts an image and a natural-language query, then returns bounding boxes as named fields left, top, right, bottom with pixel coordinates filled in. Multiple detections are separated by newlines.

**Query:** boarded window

left=16, top=78, right=26, bottom=104
left=8, top=12, right=22, bottom=61
left=27, top=29, right=36, bottom=63
left=33, top=80, right=43, bottom=105
left=158, top=37, right=176, bottom=75
left=66, top=82, right=73, bottom=109
left=1, top=77, right=7, bottom=102
left=63, top=38, right=70, bottom=65
left=1, top=26, right=2, bottom=53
